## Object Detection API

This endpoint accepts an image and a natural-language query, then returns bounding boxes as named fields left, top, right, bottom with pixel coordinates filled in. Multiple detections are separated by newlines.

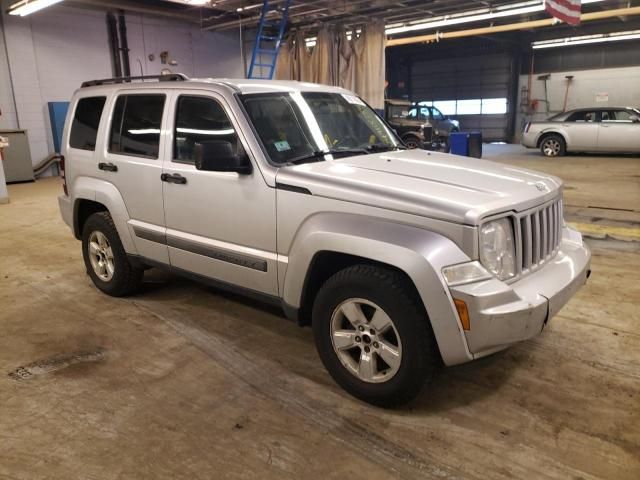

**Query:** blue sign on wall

left=48, top=102, right=69, bottom=154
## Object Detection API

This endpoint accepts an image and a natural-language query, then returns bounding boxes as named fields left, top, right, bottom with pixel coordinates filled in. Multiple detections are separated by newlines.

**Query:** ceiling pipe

left=106, top=12, right=122, bottom=78
left=387, top=6, right=640, bottom=46
left=118, top=11, right=131, bottom=78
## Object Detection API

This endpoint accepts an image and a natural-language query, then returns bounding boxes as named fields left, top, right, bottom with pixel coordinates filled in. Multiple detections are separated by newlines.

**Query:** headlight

left=480, top=218, right=516, bottom=281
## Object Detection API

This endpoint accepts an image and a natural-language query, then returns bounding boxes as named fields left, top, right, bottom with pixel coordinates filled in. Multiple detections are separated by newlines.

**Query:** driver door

left=161, top=91, right=278, bottom=296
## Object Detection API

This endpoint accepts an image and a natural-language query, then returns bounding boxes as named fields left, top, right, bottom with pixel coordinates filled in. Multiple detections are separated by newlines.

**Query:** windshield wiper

left=365, top=144, right=406, bottom=152
left=287, top=148, right=370, bottom=165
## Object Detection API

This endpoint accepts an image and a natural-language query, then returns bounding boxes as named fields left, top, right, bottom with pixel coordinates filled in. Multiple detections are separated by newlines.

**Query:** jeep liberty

left=58, top=74, right=591, bottom=406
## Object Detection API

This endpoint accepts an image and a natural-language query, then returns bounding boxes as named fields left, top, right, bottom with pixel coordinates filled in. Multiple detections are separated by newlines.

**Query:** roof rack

left=81, top=73, right=189, bottom=88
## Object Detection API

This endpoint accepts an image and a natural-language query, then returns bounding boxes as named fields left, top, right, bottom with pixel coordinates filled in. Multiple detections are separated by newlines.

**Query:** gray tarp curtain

left=274, top=21, right=386, bottom=110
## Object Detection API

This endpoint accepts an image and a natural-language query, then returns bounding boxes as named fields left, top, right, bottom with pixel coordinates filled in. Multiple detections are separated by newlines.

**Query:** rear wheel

left=540, top=134, right=566, bottom=157
left=82, top=212, right=143, bottom=296
left=312, top=265, right=437, bottom=407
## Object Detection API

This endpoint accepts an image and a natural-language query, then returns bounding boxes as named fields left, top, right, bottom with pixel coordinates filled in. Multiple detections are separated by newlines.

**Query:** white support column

left=1, top=9, right=49, bottom=168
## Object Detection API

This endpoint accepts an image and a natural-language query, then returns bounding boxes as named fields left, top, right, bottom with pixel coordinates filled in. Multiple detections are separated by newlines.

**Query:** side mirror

left=194, top=141, right=252, bottom=174
left=629, top=115, right=640, bottom=123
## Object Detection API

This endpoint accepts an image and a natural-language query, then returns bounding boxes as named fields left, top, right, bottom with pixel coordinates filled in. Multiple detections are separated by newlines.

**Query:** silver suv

left=58, top=74, right=591, bottom=407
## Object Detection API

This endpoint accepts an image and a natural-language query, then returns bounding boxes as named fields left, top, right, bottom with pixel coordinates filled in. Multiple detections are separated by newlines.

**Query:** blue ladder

left=247, top=0, right=292, bottom=80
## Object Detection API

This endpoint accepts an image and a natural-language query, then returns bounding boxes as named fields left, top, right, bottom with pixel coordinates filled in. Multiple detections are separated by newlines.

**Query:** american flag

left=545, top=0, right=582, bottom=25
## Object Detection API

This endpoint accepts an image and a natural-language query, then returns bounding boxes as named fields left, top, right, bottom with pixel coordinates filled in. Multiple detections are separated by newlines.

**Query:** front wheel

left=438, top=136, right=451, bottom=153
left=403, top=137, right=423, bottom=150
left=312, top=265, right=437, bottom=407
left=540, top=134, right=566, bottom=157
left=82, top=212, right=143, bottom=297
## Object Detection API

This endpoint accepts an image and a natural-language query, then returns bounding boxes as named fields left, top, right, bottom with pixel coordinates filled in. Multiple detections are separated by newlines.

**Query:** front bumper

left=449, top=227, right=590, bottom=358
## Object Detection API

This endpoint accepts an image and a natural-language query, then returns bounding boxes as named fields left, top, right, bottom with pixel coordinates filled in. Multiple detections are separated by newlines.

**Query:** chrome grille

left=515, top=197, right=563, bottom=275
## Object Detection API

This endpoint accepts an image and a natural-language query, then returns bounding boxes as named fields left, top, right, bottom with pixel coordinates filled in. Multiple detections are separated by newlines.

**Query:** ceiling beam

left=387, top=6, right=640, bottom=46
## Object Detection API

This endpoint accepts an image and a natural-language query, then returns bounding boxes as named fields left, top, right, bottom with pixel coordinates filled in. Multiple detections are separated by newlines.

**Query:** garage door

left=410, top=53, right=511, bottom=142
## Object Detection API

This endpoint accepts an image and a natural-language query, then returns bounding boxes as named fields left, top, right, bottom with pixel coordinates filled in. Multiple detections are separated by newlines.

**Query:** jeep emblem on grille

left=535, top=182, right=547, bottom=191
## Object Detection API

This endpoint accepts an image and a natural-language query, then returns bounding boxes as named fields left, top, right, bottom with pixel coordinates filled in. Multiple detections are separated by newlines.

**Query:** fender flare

left=536, top=129, right=566, bottom=148
left=282, top=213, right=474, bottom=365
left=71, top=176, right=137, bottom=254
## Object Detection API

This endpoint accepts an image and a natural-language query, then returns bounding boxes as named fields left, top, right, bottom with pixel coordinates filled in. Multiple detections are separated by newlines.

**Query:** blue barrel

left=450, top=132, right=482, bottom=158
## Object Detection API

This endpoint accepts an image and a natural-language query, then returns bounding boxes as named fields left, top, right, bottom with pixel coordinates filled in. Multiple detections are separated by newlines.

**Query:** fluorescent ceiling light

left=532, top=30, right=640, bottom=49
left=237, top=4, right=262, bottom=12
left=8, top=0, right=64, bottom=16
left=386, top=0, right=605, bottom=35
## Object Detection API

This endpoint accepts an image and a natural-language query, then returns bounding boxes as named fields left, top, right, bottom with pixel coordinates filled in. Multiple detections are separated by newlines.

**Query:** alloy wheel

left=330, top=298, right=403, bottom=383
left=88, top=231, right=115, bottom=281
left=542, top=138, right=561, bottom=157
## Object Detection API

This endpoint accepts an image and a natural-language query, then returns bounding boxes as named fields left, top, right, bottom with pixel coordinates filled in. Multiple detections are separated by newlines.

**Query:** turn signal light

left=454, top=299, right=470, bottom=331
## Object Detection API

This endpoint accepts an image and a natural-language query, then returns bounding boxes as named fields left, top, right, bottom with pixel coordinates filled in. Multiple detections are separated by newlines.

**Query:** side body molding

left=281, top=213, right=474, bottom=365
left=72, top=176, right=137, bottom=254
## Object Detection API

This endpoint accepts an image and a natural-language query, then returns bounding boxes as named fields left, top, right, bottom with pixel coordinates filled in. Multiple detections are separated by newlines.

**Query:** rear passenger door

left=160, top=91, right=278, bottom=296
left=102, top=91, right=170, bottom=264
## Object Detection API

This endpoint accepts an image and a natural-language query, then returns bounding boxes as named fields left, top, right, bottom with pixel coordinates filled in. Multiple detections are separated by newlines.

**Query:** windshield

left=387, top=104, right=412, bottom=120
left=407, top=107, right=427, bottom=121
left=240, top=92, right=400, bottom=165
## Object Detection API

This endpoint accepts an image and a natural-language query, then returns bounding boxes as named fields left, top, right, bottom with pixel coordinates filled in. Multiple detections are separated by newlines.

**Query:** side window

left=69, top=96, right=106, bottom=151
left=567, top=111, right=597, bottom=123
left=109, top=94, right=165, bottom=158
left=431, top=107, right=445, bottom=121
left=603, top=110, right=633, bottom=122
left=174, top=96, right=237, bottom=163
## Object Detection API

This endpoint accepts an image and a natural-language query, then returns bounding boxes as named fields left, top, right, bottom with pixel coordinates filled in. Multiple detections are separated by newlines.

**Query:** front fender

left=71, top=176, right=137, bottom=254
left=282, top=213, right=474, bottom=365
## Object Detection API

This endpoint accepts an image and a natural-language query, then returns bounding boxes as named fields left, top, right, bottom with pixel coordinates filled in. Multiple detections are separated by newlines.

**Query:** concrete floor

left=1, top=145, right=639, bottom=479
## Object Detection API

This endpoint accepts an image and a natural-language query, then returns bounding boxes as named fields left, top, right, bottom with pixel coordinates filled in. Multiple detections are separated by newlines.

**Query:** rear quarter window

left=69, top=96, right=106, bottom=151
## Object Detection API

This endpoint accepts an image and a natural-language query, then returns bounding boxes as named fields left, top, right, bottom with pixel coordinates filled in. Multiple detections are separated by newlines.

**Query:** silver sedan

left=522, top=107, right=640, bottom=157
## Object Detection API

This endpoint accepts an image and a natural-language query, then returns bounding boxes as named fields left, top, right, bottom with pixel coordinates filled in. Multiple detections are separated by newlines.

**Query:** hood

left=390, top=118, right=425, bottom=127
left=276, top=149, right=563, bottom=225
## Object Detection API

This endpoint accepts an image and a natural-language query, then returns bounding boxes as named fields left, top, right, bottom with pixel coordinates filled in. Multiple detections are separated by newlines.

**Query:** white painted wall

left=515, top=66, right=640, bottom=141
left=0, top=2, right=243, bottom=170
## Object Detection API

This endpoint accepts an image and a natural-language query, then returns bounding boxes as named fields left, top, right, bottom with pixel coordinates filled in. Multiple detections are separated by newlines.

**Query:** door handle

left=98, top=162, right=118, bottom=172
left=601, top=125, right=611, bottom=128
left=161, top=173, right=187, bottom=185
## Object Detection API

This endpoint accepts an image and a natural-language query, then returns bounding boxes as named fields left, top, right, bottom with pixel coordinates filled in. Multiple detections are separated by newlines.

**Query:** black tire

left=439, top=136, right=451, bottom=153
left=312, top=265, right=437, bottom=407
left=539, top=134, right=566, bottom=157
left=403, top=136, right=423, bottom=150
left=82, top=212, right=143, bottom=297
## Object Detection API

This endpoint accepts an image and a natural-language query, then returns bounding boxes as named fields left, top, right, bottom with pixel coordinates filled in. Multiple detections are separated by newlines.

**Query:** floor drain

left=8, top=349, right=105, bottom=381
